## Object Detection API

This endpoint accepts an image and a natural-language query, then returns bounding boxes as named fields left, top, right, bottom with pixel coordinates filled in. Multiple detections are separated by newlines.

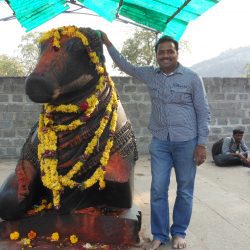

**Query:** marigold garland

left=37, top=26, right=118, bottom=208
left=27, top=199, right=53, bottom=215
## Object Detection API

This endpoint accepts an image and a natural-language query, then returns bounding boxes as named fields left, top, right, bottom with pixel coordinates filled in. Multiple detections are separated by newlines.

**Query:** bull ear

left=95, top=30, right=105, bottom=63
left=96, top=30, right=102, bottom=39
left=95, top=30, right=103, bottom=43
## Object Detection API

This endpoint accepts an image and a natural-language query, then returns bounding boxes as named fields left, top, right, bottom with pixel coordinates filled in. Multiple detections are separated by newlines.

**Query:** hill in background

left=191, top=46, right=250, bottom=77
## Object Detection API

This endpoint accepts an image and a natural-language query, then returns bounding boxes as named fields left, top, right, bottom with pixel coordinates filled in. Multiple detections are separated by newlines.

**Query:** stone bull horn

left=52, top=74, right=93, bottom=99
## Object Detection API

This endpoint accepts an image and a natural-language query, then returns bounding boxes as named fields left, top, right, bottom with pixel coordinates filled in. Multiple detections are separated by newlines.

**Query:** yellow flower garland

left=37, top=26, right=118, bottom=208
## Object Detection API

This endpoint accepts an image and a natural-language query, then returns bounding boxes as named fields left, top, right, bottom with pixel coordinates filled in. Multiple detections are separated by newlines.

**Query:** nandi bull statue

left=0, top=26, right=138, bottom=221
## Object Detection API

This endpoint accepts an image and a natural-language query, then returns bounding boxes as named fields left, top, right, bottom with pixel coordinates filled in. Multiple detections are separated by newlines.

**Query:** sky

left=0, top=0, right=249, bottom=74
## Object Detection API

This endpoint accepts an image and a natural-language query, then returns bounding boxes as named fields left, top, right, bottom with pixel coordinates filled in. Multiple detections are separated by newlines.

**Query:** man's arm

left=221, top=137, right=233, bottom=154
left=192, top=75, right=211, bottom=166
left=101, top=31, right=153, bottom=82
left=192, top=74, right=211, bottom=146
left=101, top=32, right=112, bottom=48
left=241, top=140, right=248, bottom=152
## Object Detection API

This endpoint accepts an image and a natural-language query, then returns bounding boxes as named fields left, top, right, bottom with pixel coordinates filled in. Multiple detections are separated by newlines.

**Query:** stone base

left=0, top=205, right=141, bottom=249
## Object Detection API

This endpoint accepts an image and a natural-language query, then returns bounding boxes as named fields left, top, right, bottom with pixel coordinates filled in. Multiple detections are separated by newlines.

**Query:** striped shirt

left=108, top=45, right=211, bottom=145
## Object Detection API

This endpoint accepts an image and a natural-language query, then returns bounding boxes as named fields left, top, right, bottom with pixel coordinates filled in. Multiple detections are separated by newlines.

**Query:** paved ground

left=0, top=155, right=250, bottom=249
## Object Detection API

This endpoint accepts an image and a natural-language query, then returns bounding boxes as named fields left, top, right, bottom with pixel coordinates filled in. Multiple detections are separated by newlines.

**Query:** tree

left=18, top=32, right=40, bottom=75
left=120, top=28, right=157, bottom=66
left=0, top=54, right=25, bottom=76
left=244, top=64, right=250, bottom=77
left=114, top=28, right=190, bottom=72
left=0, top=32, right=40, bottom=77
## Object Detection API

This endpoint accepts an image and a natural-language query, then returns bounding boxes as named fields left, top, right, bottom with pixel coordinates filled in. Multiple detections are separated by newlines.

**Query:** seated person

left=213, top=128, right=250, bottom=167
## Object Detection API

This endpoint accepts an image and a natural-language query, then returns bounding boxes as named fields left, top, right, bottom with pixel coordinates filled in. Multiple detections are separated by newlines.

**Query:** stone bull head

left=26, top=27, right=103, bottom=104
left=0, top=26, right=137, bottom=220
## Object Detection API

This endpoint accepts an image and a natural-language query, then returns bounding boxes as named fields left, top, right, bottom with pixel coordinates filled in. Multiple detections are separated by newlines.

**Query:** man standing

left=101, top=32, right=210, bottom=249
left=213, top=128, right=249, bottom=167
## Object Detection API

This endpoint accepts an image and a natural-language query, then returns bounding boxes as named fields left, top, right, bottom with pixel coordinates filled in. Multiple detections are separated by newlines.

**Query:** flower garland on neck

left=37, top=26, right=118, bottom=208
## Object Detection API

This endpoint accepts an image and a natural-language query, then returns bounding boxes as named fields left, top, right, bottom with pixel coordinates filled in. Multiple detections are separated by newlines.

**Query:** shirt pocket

left=148, top=85, right=159, bottom=99
left=169, top=86, right=192, bottom=104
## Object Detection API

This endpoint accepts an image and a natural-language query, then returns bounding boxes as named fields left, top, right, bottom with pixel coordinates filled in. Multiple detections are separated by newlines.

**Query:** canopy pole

left=165, top=0, right=192, bottom=24
left=116, top=0, right=123, bottom=18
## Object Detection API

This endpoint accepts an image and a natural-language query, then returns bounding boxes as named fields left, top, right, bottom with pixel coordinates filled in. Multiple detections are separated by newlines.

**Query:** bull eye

left=65, top=38, right=84, bottom=53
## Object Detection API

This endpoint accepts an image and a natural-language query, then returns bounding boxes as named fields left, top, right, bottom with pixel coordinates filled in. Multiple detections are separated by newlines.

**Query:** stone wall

left=1, top=76, right=250, bottom=159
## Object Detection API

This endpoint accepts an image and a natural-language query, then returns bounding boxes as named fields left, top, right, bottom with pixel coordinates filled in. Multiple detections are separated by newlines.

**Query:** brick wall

left=1, top=76, right=250, bottom=158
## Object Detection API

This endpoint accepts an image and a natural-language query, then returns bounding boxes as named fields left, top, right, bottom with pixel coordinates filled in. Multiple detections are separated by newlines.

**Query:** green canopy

left=3, top=0, right=221, bottom=40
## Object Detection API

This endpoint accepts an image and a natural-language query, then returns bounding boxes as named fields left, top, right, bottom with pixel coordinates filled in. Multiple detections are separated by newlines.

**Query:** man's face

left=156, top=41, right=178, bottom=74
left=233, top=133, right=244, bottom=143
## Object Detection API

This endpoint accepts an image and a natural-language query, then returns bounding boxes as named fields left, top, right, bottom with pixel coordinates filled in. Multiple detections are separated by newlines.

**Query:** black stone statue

left=0, top=26, right=138, bottom=220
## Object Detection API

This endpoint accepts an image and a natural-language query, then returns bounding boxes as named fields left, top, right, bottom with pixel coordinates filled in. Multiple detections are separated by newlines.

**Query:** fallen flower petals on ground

left=9, top=231, right=20, bottom=240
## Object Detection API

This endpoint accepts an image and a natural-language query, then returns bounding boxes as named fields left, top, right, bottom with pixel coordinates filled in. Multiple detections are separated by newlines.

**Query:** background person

left=101, top=32, right=210, bottom=250
left=213, top=128, right=249, bottom=167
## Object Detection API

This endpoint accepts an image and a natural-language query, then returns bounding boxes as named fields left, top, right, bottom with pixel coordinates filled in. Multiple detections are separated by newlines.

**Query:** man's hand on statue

left=194, top=145, right=206, bottom=166
left=100, top=31, right=112, bottom=48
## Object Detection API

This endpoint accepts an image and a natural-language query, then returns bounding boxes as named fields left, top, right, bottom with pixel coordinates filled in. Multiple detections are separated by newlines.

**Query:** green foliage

left=114, top=28, right=190, bottom=72
left=244, top=64, right=250, bottom=77
left=0, top=32, right=40, bottom=76
left=0, top=54, right=25, bottom=76
left=120, top=28, right=157, bottom=66
left=18, top=32, right=40, bottom=75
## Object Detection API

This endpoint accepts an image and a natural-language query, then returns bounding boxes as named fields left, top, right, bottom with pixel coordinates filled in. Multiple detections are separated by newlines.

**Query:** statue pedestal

left=0, top=205, right=141, bottom=249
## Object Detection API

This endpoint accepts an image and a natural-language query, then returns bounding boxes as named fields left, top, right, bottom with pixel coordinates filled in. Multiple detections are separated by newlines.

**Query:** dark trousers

left=213, top=154, right=246, bottom=167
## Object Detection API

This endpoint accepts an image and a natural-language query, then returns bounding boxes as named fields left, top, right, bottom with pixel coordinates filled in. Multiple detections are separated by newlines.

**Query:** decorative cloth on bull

left=37, top=26, right=118, bottom=208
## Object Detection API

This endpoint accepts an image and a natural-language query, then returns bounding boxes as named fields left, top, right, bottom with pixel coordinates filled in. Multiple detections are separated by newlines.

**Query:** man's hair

left=233, top=128, right=244, bottom=135
left=154, top=35, right=179, bottom=53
